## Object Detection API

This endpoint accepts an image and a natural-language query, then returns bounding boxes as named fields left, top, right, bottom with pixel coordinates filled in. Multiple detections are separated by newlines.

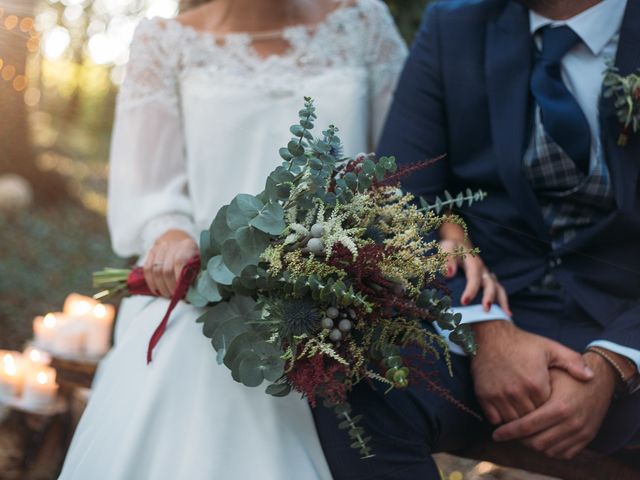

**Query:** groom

left=313, top=0, right=640, bottom=478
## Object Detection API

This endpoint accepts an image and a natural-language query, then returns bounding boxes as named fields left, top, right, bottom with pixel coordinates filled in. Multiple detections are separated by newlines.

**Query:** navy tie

left=530, top=25, right=591, bottom=173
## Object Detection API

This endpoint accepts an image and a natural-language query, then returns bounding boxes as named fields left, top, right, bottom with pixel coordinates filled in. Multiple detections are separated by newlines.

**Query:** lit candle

left=23, top=346, right=52, bottom=366
left=63, top=293, right=99, bottom=320
left=33, top=313, right=66, bottom=350
left=0, top=351, right=25, bottom=400
left=85, top=303, right=116, bottom=357
left=50, top=321, right=87, bottom=357
left=21, top=365, right=58, bottom=410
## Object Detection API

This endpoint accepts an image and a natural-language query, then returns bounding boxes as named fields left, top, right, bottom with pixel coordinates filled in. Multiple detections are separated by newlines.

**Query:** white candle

left=0, top=351, right=25, bottom=400
left=50, top=320, right=87, bottom=356
left=21, top=365, right=58, bottom=410
left=63, top=293, right=99, bottom=320
left=33, top=313, right=66, bottom=350
left=23, top=346, right=52, bottom=366
left=85, top=303, right=116, bottom=357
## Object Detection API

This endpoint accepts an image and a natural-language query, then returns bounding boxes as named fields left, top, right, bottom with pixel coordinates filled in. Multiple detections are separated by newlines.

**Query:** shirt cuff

left=587, top=340, right=640, bottom=371
left=433, top=304, right=512, bottom=356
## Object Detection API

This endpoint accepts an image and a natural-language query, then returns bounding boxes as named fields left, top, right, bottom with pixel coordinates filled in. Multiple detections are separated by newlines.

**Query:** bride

left=59, top=0, right=406, bottom=478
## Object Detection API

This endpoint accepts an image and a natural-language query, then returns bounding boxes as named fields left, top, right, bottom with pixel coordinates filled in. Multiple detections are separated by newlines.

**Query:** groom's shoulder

left=427, top=0, right=507, bottom=24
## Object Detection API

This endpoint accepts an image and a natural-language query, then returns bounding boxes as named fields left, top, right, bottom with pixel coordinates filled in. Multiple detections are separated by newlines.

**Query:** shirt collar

left=529, top=0, right=628, bottom=56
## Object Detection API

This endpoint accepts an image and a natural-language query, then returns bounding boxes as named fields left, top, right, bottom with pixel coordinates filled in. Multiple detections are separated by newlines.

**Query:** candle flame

left=43, top=313, right=57, bottom=328
left=28, top=349, right=42, bottom=362
left=36, top=371, right=48, bottom=385
left=3, top=353, right=17, bottom=376
left=73, top=300, right=92, bottom=316
left=93, top=303, right=107, bottom=319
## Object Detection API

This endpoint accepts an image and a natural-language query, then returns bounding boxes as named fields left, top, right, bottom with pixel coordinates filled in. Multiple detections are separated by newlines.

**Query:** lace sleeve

left=362, top=0, right=408, bottom=147
left=117, top=19, right=182, bottom=114
left=108, top=19, right=197, bottom=258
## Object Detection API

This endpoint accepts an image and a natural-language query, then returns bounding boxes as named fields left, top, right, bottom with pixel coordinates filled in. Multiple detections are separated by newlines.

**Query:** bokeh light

left=4, top=14, right=18, bottom=30
left=42, top=25, right=70, bottom=59
left=1, top=64, right=16, bottom=81
left=13, top=74, right=28, bottom=91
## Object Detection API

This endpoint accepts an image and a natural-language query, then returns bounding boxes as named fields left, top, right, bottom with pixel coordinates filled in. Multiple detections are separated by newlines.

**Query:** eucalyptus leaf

left=290, top=124, right=305, bottom=137
left=195, top=271, right=222, bottom=303
left=208, top=255, right=235, bottom=285
left=227, top=194, right=264, bottom=230
left=261, top=356, right=285, bottom=382
left=287, top=140, right=305, bottom=157
left=265, top=383, right=292, bottom=397
left=210, top=205, right=235, bottom=246
left=199, top=230, right=218, bottom=265
left=210, top=317, right=250, bottom=351
left=221, top=239, right=252, bottom=275
left=279, top=147, right=293, bottom=160
left=231, top=277, right=257, bottom=296
left=186, top=285, right=209, bottom=308
left=236, top=226, right=271, bottom=258
left=238, top=353, right=265, bottom=387
left=223, top=332, right=269, bottom=369
left=249, top=202, right=286, bottom=235
left=200, top=301, right=236, bottom=336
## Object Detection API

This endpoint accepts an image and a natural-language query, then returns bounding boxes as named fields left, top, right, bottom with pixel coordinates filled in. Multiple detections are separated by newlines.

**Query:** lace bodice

left=108, top=0, right=407, bottom=257
left=119, top=0, right=406, bottom=113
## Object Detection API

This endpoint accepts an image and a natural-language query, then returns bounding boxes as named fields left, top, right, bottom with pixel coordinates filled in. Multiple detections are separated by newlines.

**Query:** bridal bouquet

left=94, top=98, right=480, bottom=457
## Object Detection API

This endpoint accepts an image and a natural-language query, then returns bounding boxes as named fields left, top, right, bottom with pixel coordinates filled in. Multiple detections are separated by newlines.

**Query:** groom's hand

left=471, top=321, right=594, bottom=425
left=492, top=353, right=616, bottom=459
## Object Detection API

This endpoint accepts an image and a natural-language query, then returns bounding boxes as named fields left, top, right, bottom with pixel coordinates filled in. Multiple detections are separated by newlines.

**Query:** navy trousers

left=313, top=285, right=640, bottom=480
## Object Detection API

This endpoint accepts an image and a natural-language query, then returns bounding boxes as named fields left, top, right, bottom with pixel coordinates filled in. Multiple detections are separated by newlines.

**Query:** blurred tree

left=0, top=0, right=68, bottom=203
left=384, top=0, right=430, bottom=43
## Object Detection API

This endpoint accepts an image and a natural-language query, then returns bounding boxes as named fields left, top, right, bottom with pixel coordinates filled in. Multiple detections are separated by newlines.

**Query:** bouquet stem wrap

left=119, top=256, right=202, bottom=363
left=146, top=255, right=201, bottom=363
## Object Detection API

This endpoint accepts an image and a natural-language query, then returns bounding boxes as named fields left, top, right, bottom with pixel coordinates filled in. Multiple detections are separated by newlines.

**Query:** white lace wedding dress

left=59, top=2, right=406, bottom=479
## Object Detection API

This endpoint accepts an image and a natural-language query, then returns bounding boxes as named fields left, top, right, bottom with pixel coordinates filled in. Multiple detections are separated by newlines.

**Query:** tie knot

left=539, top=25, right=581, bottom=62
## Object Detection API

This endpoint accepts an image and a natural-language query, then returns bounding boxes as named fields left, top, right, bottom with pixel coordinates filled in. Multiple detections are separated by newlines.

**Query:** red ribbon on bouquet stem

left=125, top=255, right=201, bottom=364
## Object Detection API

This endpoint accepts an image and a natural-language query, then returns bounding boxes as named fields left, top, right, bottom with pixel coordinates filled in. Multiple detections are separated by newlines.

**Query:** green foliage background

left=385, top=0, right=429, bottom=43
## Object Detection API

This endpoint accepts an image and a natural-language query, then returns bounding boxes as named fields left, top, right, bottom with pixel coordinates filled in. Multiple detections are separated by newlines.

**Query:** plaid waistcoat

left=524, top=108, right=615, bottom=249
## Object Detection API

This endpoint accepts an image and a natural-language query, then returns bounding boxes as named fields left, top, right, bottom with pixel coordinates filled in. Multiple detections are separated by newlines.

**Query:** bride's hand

left=439, top=226, right=512, bottom=315
left=144, top=230, right=199, bottom=298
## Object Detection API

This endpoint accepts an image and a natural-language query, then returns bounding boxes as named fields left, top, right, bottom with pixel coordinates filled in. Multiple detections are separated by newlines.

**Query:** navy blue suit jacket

left=378, top=0, right=640, bottom=350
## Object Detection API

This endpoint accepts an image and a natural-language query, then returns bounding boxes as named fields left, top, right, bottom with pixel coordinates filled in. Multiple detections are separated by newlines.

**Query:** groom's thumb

left=547, top=342, right=594, bottom=381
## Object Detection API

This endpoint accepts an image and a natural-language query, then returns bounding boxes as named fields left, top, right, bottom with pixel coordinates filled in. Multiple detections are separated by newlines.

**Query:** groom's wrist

left=583, top=351, right=618, bottom=397
left=472, top=319, right=515, bottom=345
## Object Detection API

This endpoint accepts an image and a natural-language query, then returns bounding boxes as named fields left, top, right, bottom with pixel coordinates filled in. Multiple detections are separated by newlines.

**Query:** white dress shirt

left=440, top=0, right=640, bottom=370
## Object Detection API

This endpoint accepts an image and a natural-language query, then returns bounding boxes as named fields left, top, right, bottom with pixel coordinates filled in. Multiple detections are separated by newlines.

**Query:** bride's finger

left=446, top=256, right=458, bottom=278
left=143, top=248, right=160, bottom=296
left=497, top=284, right=512, bottom=317
left=481, top=274, right=497, bottom=311
left=174, top=239, right=198, bottom=282
left=439, top=240, right=460, bottom=278
left=162, top=248, right=178, bottom=296
left=152, top=244, right=172, bottom=298
left=461, top=256, right=482, bottom=305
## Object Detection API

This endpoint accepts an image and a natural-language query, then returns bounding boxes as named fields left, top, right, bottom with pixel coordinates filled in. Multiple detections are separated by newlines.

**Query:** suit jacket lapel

left=601, top=0, right=640, bottom=209
left=485, top=1, right=549, bottom=239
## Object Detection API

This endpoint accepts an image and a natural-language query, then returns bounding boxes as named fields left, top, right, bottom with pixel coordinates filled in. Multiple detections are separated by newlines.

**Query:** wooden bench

left=457, top=441, right=640, bottom=479
left=50, top=357, right=98, bottom=390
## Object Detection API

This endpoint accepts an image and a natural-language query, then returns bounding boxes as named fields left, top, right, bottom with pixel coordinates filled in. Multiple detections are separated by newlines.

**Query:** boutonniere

left=603, top=61, right=640, bottom=147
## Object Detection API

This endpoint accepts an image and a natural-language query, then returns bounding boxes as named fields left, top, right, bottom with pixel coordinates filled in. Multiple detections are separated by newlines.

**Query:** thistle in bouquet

left=94, top=97, right=484, bottom=457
